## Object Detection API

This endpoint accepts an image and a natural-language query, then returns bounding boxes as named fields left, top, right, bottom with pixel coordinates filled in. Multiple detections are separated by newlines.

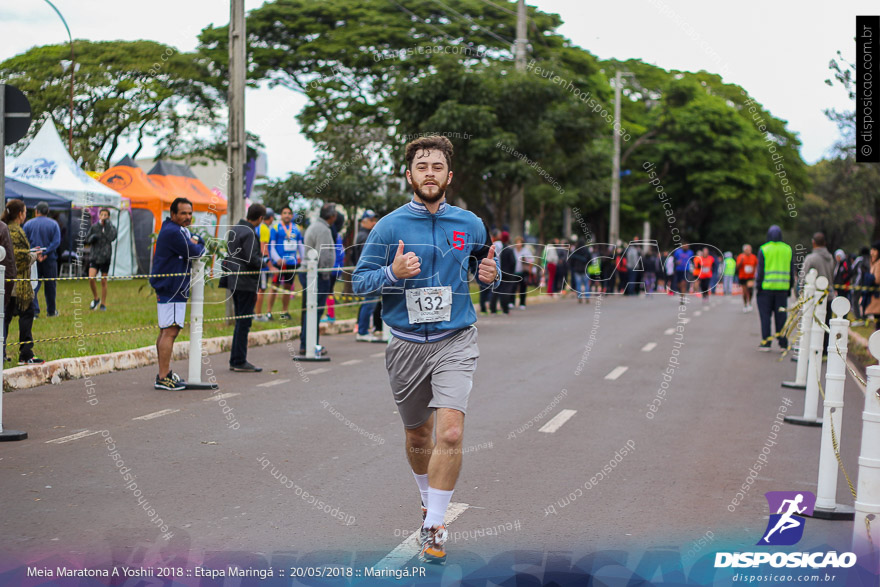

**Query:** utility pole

left=227, top=0, right=246, bottom=318
left=610, top=70, right=632, bottom=247
left=509, top=0, right=527, bottom=239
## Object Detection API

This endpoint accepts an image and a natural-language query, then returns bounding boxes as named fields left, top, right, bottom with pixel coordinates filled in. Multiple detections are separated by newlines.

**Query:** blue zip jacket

left=149, top=218, right=206, bottom=303
left=352, top=198, right=500, bottom=343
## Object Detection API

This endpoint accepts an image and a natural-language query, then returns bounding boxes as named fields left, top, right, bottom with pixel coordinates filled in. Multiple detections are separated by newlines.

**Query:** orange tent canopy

left=147, top=161, right=227, bottom=217
left=100, top=156, right=173, bottom=233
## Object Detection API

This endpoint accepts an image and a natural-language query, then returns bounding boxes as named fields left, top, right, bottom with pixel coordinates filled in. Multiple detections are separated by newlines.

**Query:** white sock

left=412, top=471, right=430, bottom=507
left=424, top=487, right=454, bottom=528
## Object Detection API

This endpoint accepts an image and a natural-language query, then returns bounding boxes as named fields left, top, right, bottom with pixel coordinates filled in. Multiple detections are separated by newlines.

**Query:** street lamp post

left=43, top=0, right=74, bottom=155
left=610, top=70, right=633, bottom=247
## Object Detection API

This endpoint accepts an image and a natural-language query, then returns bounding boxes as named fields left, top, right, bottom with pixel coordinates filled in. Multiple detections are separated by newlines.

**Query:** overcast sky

left=0, top=1, right=867, bottom=180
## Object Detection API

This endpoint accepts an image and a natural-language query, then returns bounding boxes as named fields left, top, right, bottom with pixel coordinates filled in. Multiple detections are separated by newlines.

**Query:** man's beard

left=413, top=178, right=447, bottom=203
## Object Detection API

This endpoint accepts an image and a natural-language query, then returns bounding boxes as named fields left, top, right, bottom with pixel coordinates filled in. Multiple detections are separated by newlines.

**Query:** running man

left=352, top=135, right=500, bottom=565
left=736, top=244, right=758, bottom=312
left=762, top=494, right=807, bottom=543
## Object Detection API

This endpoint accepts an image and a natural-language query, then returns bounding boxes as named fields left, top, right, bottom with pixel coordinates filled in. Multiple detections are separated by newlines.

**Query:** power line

left=474, top=0, right=518, bottom=17
left=429, top=0, right=516, bottom=46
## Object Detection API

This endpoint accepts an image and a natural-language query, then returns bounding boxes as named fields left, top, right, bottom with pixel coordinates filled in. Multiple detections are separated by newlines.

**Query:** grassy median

left=4, top=278, right=545, bottom=362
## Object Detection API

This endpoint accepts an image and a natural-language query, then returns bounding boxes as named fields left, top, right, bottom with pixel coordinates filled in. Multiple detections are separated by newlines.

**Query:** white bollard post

left=183, top=257, right=216, bottom=390
left=188, top=258, right=205, bottom=384
left=853, top=331, right=880, bottom=571
left=0, top=249, right=26, bottom=441
left=299, top=250, right=329, bottom=362
left=785, top=275, right=828, bottom=427
left=813, top=296, right=855, bottom=519
left=783, top=269, right=817, bottom=386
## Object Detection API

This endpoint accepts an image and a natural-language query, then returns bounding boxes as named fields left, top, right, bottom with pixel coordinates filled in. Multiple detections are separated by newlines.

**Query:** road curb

left=2, top=319, right=357, bottom=392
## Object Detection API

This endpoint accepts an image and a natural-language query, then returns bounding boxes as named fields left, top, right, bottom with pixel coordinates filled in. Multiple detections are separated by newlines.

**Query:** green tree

left=820, top=51, right=880, bottom=242
left=0, top=40, right=224, bottom=169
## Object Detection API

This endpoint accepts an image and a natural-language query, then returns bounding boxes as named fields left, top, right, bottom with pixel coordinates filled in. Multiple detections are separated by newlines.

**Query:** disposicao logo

left=714, top=491, right=857, bottom=569
left=759, top=491, right=815, bottom=546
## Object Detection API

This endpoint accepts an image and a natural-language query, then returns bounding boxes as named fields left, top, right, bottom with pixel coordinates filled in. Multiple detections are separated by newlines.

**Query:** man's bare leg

left=88, top=267, right=98, bottom=300
left=428, top=408, right=464, bottom=490
left=406, top=413, right=435, bottom=475
left=156, top=325, right=181, bottom=377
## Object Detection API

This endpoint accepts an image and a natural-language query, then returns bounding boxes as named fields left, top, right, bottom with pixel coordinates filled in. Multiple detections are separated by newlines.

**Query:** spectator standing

left=490, top=231, right=515, bottom=313
left=643, top=249, right=660, bottom=294
left=554, top=239, right=569, bottom=296
left=801, top=232, right=834, bottom=291
left=268, top=205, right=304, bottom=320
left=480, top=229, right=501, bottom=314
left=222, top=203, right=265, bottom=372
left=851, top=246, right=871, bottom=324
left=299, top=203, right=337, bottom=356
left=568, top=239, right=590, bottom=302
left=254, top=208, right=276, bottom=322
left=624, top=237, right=642, bottom=296
left=23, top=201, right=61, bottom=318
left=149, top=198, right=205, bottom=389
left=323, top=211, right=346, bottom=323
left=865, top=242, right=880, bottom=330
left=673, top=243, right=694, bottom=303
left=352, top=210, right=380, bottom=341
left=513, top=237, right=533, bottom=308
left=85, top=208, right=117, bottom=311
left=2, top=200, right=41, bottom=365
left=832, top=249, right=851, bottom=298
left=544, top=240, right=558, bottom=296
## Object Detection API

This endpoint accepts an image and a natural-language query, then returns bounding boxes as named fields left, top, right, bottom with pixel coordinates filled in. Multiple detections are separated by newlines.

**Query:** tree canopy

left=0, top=40, right=225, bottom=169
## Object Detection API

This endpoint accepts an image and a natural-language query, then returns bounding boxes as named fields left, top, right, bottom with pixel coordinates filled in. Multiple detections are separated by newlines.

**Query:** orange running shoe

left=418, top=524, right=448, bottom=565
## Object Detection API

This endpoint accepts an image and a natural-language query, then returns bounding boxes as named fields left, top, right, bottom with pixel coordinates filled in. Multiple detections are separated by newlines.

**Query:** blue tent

left=5, top=176, right=72, bottom=210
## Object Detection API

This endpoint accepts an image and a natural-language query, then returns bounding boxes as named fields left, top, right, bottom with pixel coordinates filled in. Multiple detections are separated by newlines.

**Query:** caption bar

left=857, top=15, right=879, bottom=162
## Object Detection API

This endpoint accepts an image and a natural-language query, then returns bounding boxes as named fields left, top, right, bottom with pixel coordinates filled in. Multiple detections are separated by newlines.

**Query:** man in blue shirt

left=23, top=201, right=61, bottom=317
left=352, top=135, right=499, bottom=566
left=672, top=242, right=695, bottom=303
left=268, top=205, right=304, bottom=320
left=149, top=198, right=206, bottom=390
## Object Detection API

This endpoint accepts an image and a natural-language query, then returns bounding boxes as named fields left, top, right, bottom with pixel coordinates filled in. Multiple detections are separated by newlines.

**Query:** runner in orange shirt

left=736, top=244, right=758, bottom=312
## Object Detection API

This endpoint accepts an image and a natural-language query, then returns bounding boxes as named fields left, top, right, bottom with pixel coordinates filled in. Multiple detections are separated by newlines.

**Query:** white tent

left=6, top=121, right=136, bottom=276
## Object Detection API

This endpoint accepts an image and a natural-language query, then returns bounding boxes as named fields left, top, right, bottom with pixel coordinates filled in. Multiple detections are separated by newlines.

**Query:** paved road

left=0, top=292, right=868, bottom=577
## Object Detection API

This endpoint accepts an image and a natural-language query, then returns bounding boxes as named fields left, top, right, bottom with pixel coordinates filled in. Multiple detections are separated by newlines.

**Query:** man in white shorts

left=352, top=135, right=500, bottom=564
left=149, top=197, right=206, bottom=390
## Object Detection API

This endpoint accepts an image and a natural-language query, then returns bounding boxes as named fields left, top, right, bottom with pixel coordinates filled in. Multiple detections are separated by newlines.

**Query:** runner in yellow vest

left=755, top=225, right=794, bottom=351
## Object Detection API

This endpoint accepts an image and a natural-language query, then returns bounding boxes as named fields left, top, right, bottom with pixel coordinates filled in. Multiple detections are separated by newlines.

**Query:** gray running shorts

left=385, top=326, right=479, bottom=429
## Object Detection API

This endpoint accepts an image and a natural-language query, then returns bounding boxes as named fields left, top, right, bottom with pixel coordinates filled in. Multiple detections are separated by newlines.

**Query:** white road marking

left=372, top=502, right=469, bottom=570
left=539, top=409, right=578, bottom=433
left=256, top=379, right=290, bottom=388
left=604, top=366, right=628, bottom=380
left=370, top=352, right=385, bottom=358
left=641, top=342, right=657, bottom=352
left=204, top=392, right=241, bottom=401
left=340, top=359, right=363, bottom=366
left=305, top=367, right=331, bottom=375
left=694, top=311, right=702, bottom=316
left=133, top=409, right=180, bottom=421
left=664, top=328, right=675, bottom=335
left=681, top=318, right=690, bottom=324
left=46, top=430, right=102, bottom=444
